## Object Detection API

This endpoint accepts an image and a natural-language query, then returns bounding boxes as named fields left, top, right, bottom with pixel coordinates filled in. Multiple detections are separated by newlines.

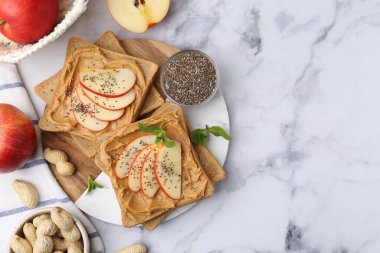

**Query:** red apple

left=0, top=0, right=59, bottom=44
left=107, top=0, right=170, bottom=33
left=0, top=104, right=36, bottom=173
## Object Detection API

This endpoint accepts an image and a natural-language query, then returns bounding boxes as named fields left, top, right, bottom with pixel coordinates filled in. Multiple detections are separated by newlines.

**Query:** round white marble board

left=75, top=89, right=230, bottom=225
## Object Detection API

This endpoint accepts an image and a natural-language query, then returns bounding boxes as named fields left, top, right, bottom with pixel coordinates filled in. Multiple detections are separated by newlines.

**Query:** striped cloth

left=0, top=63, right=104, bottom=252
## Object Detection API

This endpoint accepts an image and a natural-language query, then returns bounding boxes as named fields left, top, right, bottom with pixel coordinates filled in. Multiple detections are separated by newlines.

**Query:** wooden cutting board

left=41, top=39, right=179, bottom=202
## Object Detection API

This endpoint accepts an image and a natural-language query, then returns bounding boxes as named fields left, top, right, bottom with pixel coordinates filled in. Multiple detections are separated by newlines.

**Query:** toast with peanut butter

left=39, top=45, right=158, bottom=154
left=94, top=105, right=215, bottom=227
left=34, top=32, right=164, bottom=116
left=141, top=103, right=226, bottom=230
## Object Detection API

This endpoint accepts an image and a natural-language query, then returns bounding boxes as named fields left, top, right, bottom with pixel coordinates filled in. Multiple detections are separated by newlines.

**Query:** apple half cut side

left=115, top=135, right=156, bottom=178
left=141, top=147, right=160, bottom=198
left=81, top=85, right=136, bottom=111
left=154, top=141, right=182, bottom=200
left=128, top=145, right=155, bottom=192
left=76, top=85, right=125, bottom=121
left=71, top=87, right=109, bottom=132
left=107, top=0, right=170, bottom=33
left=79, top=68, right=136, bottom=98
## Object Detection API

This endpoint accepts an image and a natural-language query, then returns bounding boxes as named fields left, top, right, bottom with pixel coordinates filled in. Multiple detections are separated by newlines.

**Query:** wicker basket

left=0, top=0, right=89, bottom=63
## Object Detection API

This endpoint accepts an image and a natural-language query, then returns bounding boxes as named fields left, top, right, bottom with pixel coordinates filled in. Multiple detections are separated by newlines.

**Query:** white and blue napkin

left=0, top=63, right=104, bottom=252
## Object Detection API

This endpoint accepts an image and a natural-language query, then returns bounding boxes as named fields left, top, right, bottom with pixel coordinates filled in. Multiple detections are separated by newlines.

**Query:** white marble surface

left=17, top=0, right=380, bottom=252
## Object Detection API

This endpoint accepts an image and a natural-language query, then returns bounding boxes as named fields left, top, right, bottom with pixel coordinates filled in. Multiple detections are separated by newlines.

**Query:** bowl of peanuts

left=8, top=207, right=90, bottom=253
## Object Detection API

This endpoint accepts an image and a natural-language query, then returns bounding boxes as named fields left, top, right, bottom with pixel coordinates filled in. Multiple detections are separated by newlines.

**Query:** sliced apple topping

left=128, top=145, right=154, bottom=192
left=81, top=85, right=136, bottom=111
left=154, top=141, right=182, bottom=200
left=107, top=0, right=170, bottom=33
left=141, top=147, right=160, bottom=198
left=71, top=87, right=109, bottom=132
left=76, top=85, right=124, bottom=121
left=115, top=135, right=156, bottom=178
left=80, top=68, right=136, bottom=97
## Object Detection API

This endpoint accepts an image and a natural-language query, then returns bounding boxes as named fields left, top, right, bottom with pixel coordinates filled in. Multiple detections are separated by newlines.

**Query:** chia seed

left=161, top=50, right=218, bottom=105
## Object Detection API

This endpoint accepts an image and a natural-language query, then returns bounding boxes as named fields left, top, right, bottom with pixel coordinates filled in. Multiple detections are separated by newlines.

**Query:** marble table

left=18, top=0, right=380, bottom=252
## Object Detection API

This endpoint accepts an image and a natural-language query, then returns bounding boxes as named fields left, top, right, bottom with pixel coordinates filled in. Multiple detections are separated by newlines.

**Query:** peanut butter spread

left=95, top=109, right=214, bottom=227
left=39, top=47, right=155, bottom=144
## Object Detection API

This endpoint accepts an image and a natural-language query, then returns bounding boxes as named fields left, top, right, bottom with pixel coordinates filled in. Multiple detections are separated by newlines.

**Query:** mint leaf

left=208, top=126, right=231, bottom=141
left=87, top=176, right=103, bottom=195
left=190, top=129, right=208, bottom=145
left=138, top=123, right=176, bottom=148
left=163, top=137, right=175, bottom=147
left=138, top=123, right=163, bottom=135
left=190, top=125, right=231, bottom=145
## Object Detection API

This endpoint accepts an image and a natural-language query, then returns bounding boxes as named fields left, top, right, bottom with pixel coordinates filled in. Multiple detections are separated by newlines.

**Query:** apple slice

left=154, top=141, right=182, bottom=200
left=79, top=68, right=136, bottom=98
left=71, top=87, right=109, bottom=132
left=115, top=135, right=156, bottom=178
left=81, top=85, right=136, bottom=111
left=141, top=147, right=160, bottom=198
left=128, top=145, right=154, bottom=192
left=76, top=85, right=124, bottom=121
left=107, top=0, right=170, bottom=33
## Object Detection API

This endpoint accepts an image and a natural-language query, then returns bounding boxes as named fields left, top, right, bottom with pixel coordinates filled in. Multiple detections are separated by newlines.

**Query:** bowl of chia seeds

left=160, top=49, right=219, bottom=106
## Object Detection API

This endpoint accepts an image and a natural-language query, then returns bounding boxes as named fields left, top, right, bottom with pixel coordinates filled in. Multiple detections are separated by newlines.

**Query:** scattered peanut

left=23, top=223, right=37, bottom=247
left=52, top=251, right=64, bottom=253
left=117, top=243, right=147, bottom=253
left=61, top=224, right=81, bottom=242
left=43, top=148, right=68, bottom=164
left=67, top=245, right=82, bottom=253
left=33, top=235, right=54, bottom=253
left=44, top=148, right=75, bottom=176
left=56, top=161, right=75, bottom=176
left=51, top=207, right=74, bottom=231
left=12, top=179, right=39, bottom=208
left=33, top=214, right=50, bottom=227
left=36, top=218, right=58, bottom=236
left=10, top=235, right=33, bottom=253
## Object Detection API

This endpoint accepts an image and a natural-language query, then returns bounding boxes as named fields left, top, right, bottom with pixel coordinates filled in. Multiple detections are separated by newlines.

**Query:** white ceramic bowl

left=7, top=207, right=90, bottom=253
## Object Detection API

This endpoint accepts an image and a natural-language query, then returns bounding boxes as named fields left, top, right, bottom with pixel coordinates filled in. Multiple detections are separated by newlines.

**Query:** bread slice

left=141, top=103, right=226, bottom=230
left=95, top=106, right=214, bottom=227
left=39, top=45, right=158, bottom=155
left=34, top=31, right=164, bottom=115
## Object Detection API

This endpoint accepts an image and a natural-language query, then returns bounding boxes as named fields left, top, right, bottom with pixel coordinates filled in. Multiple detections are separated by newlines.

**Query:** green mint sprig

left=190, top=125, right=231, bottom=145
left=138, top=123, right=175, bottom=148
left=87, top=176, right=103, bottom=195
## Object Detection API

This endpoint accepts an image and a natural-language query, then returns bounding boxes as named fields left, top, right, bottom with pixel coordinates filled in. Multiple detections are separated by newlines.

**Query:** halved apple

left=141, top=147, right=159, bottom=198
left=71, top=87, right=109, bottom=132
left=76, top=85, right=124, bottom=121
left=154, top=141, right=182, bottom=200
left=80, top=68, right=136, bottom=98
left=107, top=0, right=170, bottom=33
left=115, top=135, right=156, bottom=178
left=128, top=145, right=154, bottom=192
left=81, top=85, right=136, bottom=111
